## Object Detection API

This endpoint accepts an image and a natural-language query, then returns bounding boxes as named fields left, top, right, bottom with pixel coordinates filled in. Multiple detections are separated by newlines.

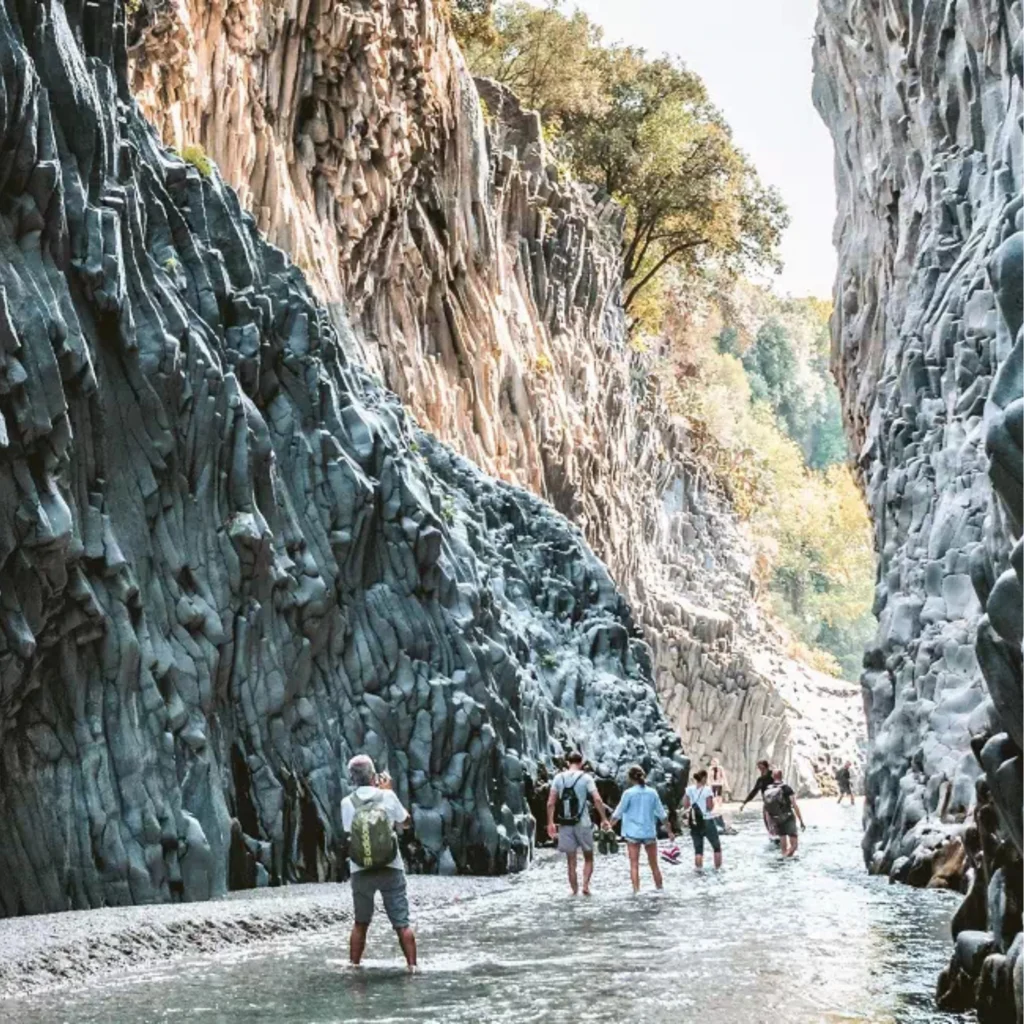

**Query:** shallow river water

left=9, top=801, right=969, bottom=1024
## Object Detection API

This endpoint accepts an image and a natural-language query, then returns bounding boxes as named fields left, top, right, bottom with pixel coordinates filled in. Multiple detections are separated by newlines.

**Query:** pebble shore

left=0, top=877, right=510, bottom=999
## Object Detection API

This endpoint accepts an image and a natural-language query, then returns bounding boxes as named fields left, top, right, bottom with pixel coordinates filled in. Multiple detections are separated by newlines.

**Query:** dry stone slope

left=814, top=0, right=1022, bottom=1016
left=0, top=0, right=691, bottom=917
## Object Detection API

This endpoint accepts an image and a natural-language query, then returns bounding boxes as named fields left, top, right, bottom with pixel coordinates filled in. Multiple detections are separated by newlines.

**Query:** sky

left=572, top=0, right=837, bottom=299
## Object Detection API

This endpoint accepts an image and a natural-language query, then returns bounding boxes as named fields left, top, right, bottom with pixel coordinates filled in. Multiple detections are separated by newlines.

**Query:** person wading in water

left=739, top=759, right=778, bottom=840
left=708, top=758, right=730, bottom=801
left=763, top=769, right=806, bottom=857
left=546, top=751, right=612, bottom=896
left=835, top=761, right=855, bottom=805
left=609, top=765, right=675, bottom=893
left=683, top=769, right=723, bottom=871
left=341, top=755, right=417, bottom=969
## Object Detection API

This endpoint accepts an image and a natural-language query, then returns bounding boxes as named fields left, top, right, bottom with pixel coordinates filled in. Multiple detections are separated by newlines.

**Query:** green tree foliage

left=659, top=283, right=874, bottom=679
left=460, top=1, right=607, bottom=123
left=459, top=2, right=788, bottom=323
left=721, top=296, right=847, bottom=472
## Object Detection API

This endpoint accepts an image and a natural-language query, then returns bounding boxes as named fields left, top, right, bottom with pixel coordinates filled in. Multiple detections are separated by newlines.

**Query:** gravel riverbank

left=0, top=877, right=512, bottom=999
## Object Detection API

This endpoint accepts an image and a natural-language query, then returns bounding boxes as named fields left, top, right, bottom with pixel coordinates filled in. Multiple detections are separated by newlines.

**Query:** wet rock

left=955, top=931, right=1000, bottom=980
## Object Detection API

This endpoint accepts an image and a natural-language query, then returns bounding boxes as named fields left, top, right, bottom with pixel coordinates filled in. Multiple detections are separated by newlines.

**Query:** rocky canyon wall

left=129, top=0, right=864, bottom=799
left=0, top=0, right=694, bottom=916
left=814, top=0, right=1022, bottom=1018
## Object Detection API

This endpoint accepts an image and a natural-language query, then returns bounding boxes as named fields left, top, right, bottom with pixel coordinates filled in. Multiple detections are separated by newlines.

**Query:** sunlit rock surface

left=129, top=0, right=864, bottom=797
left=0, top=0, right=695, bottom=917
left=814, top=0, right=1022, bottom=1016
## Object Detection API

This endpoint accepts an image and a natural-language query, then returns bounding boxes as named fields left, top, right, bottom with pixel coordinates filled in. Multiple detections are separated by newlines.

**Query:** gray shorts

left=775, top=815, right=799, bottom=837
left=350, top=867, right=410, bottom=929
left=557, top=822, right=594, bottom=854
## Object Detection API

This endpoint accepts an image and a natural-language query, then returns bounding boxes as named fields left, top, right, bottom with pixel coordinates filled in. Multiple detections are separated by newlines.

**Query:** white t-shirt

left=552, top=770, right=598, bottom=823
left=341, top=786, right=408, bottom=873
left=685, top=784, right=715, bottom=816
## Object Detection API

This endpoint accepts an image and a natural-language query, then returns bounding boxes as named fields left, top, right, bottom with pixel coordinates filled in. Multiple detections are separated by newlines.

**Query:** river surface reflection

left=7, top=801, right=969, bottom=1023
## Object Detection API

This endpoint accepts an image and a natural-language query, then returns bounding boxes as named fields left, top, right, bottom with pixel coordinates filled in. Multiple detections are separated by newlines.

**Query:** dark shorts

left=350, top=867, right=410, bottom=929
left=712, top=785, right=724, bottom=798
left=839, top=782, right=853, bottom=795
left=690, top=820, right=722, bottom=855
left=775, top=814, right=799, bottom=838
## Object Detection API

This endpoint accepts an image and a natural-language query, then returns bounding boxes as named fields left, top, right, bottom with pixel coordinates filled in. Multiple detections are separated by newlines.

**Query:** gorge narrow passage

left=6, top=803, right=965, bottom=1024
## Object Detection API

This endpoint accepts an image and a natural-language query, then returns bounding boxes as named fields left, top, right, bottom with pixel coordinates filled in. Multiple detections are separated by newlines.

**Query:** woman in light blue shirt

left=610, top=765, right=675, bottom=892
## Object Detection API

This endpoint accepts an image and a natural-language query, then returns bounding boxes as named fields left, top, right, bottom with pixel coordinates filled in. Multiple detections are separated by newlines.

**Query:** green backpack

left=349, top=792, right=398, bottom=869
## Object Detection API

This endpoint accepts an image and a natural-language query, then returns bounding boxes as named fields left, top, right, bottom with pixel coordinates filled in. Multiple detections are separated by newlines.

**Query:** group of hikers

left=337, top=751, right=856, bottom=969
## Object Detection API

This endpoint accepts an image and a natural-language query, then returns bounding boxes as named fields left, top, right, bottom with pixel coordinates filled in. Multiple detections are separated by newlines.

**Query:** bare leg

left=645, top=842, right=664, bottom=889
left=349, top=922, right=369, bottom=965
left=582, top=850, right=594, bottom=895
left=396, top=926, right=417, bottom=969
left=787, top=834, right=799, bottom=858
left=566, top=851, right=579, bottom=894
left=694, top=853, right=704, bottom=870
left=628, top=842, right=641, bottom=892
left=713, top=850, right=723, bottom=869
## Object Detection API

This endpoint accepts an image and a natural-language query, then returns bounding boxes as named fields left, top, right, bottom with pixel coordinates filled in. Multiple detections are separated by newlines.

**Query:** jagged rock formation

left=0, top=0, right=693, bottom=917
left=128, top=0, right=865, bottom=797
left=813, top=0, right=1022, bottom=1018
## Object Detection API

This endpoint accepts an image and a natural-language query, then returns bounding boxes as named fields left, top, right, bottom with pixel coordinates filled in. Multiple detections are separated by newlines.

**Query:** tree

left=460, top=1, right=607, bottom=125
left=567, top=56, right=787, bottom=317
left=460, top=4, right=788, bottom=324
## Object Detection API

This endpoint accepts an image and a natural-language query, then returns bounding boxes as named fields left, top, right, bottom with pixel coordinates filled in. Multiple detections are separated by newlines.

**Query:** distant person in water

left=546, top=751, right=612, bottom=896
left=739, top=759, right=778, bottom=839
left=708, top=758, right=730, bottom=801
left=683, top=769, right=723, bottom=870
left=763, top=769, right=806, bottom=857
left=341, top=755, right=417, bottom=969
left=835, top=761, right=855, bottom=805
left=610, top=765, right=675, bottom=893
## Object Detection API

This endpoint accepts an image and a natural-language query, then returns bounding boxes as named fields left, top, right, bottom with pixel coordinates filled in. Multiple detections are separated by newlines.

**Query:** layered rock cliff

left=813, top=0, right=1022, bottom=1017
left=0, top=0, right=695, bottom=916
left=128, top=0, right=865, bottom=798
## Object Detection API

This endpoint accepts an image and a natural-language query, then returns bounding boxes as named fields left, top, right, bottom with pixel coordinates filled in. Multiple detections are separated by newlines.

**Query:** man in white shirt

left=341, top=755, right=417, bottom=968
left=546, top=751, right=612, bottom=896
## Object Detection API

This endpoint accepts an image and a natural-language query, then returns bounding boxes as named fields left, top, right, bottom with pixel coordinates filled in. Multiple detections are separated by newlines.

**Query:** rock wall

left=0, top=0, right=693, bottom=917
left=128, top=0, right=865, bottom=799
left=813, top=0, right=1022, bottom=1018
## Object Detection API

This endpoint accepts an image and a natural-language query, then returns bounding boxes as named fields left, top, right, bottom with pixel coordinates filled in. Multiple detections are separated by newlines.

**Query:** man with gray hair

left=341, top=755, right=417, bottom=968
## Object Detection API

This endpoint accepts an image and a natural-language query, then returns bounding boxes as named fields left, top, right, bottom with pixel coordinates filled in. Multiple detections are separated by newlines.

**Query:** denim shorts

left=350, top=867, right=410, bottom=929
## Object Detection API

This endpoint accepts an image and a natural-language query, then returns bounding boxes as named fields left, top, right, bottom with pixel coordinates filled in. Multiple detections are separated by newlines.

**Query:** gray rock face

left=813, top=0, right=1022, bottom=1015
left=129, top=1, right=866, bottom=800
left=0, top=0, right=687, bottom=917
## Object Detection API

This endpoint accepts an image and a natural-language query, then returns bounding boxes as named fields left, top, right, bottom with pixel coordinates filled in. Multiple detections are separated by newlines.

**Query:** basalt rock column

left=129, top=0, right=866, bottom=798
left=813, top=0, right=1022, bottom=1018
left=0, top=0, right=689, bottom=917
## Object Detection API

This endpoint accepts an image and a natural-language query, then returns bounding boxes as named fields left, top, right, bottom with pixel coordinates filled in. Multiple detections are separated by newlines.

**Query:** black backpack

left=554, top=772, right=586, bottom=825
left=688, top=786, right=708, bottom=828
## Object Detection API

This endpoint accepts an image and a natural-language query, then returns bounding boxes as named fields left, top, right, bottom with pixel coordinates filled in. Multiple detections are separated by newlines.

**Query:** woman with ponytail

left=609, top=765, right=675, bottom=893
